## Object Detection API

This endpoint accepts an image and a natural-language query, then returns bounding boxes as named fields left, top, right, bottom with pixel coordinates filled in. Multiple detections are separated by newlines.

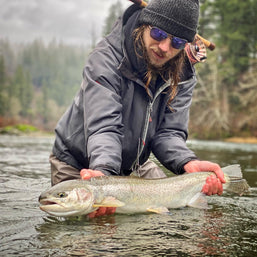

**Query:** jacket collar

left=118, top=5, right=146, bottom=87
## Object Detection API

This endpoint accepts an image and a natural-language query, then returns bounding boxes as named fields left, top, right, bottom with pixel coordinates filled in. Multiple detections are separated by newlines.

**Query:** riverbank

left=224, top=137, right=257, bottom=144
left=1, top=124, right=257, bottom=144
left=0, top=124, right=53, bottom=137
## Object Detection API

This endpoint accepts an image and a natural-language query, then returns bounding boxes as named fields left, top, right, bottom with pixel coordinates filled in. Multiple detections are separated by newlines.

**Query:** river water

left=0, top=135, right=256, bottom=256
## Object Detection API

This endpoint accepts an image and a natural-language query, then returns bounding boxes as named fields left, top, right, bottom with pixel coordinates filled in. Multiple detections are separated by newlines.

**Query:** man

left=50, top=0, right=225, bottom=217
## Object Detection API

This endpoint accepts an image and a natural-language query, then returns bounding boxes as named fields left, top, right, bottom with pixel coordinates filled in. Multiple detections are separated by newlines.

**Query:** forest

left=0, top=0, right=256, bottom=139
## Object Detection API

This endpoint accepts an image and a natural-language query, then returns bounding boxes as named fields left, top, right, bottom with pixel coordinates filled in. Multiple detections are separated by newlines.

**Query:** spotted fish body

left=39, top=165, right=249, bottom=217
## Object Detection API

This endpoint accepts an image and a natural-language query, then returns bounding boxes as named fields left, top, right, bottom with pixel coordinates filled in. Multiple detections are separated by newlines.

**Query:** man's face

left=143, top=26, right=182, bottom=68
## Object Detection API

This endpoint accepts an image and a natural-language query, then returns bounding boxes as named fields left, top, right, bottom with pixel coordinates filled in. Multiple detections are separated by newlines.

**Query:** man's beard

left=143, top=45, right=171, bottom=74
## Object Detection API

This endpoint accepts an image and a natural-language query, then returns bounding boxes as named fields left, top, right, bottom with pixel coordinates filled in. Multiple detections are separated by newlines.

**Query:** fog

left=0, top=0, right=131, bottom=45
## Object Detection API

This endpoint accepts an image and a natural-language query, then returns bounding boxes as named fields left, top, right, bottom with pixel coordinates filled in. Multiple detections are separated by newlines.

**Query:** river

left=0, top=135, right=256, bottom=256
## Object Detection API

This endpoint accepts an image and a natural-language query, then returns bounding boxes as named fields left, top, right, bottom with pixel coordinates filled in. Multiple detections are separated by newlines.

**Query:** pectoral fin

left=188, top=192, right=210, bottom=209
left=93, top=196, right=125, bottom=208
left=147, top=206, right=170, bottom=215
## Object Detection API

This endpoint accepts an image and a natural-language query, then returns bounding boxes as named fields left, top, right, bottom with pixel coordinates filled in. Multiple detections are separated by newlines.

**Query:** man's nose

left=158, top=38, right=171, bottom=52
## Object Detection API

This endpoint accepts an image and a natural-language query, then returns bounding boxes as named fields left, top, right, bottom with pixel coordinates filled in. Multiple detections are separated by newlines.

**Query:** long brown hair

left=133, top=25, right=186, bottom=107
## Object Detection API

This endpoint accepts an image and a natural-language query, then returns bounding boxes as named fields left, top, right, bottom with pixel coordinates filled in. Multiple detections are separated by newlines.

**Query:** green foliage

left=189, top=0, right=257, bottom=138
left=20, top=40, right=87, bottom=107
left=0, top=124, right=38, bottom=135
left=12, top=65, right=33, bottom=117
left=0, top=55, right=8, bottom=115
left=200, top=0, right=257, bottom=78
left=0, top=39, right=88, bottom=129
left=0, top=55, right=5, bottom=85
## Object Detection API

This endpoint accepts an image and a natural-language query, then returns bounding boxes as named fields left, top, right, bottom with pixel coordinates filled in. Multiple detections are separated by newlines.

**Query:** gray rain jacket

left=52, top=4, right=197, bottom=176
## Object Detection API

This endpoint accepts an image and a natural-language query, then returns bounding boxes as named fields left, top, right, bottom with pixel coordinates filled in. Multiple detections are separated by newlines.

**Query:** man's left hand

left=80, top=169, right=116, bottom=218
left=183, top=160, right=225, bottom=196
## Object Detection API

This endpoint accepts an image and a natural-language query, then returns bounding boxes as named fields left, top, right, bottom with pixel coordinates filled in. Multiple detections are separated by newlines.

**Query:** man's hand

left=183, top=160, right=225, bottom=196
left=80, top=169, right=116, bottom=218
left=80, top=169, right=105, bottom=180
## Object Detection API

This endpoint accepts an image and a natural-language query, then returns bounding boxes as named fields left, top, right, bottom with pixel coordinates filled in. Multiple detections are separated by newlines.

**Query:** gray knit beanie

left=138, top=0, right=199, bottom=42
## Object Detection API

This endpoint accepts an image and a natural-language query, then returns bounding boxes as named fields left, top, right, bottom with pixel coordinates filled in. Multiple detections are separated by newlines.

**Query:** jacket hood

left=105, top=4, right=194, bottom=85
left=122, top=4, right=195, bottom=82
left=123, top=5, right=148, bottom=81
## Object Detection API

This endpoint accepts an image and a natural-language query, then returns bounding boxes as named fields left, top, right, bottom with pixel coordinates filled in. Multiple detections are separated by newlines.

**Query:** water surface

left=0, top=135, right=256, bottom=256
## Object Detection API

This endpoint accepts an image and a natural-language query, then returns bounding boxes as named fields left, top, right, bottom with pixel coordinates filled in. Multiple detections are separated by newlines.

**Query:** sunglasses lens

left=150, top=26, right=187, bottom=49
left=171, top=37, right=187, bottom=49
left=150, top=27, right=167, bottom=41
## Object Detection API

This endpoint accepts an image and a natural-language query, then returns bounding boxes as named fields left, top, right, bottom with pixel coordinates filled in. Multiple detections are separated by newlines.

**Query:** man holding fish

left=49, top=0, right=225, bottom=217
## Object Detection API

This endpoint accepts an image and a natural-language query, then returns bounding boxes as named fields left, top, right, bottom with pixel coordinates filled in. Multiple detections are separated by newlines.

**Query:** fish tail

left=222, top=164, right=250, bottom=195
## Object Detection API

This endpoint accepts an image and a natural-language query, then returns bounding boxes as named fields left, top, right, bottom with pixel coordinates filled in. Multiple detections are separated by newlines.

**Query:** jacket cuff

left=177, top=157, right=199, bottom=174
left=92, top=165, right=118, bottom=176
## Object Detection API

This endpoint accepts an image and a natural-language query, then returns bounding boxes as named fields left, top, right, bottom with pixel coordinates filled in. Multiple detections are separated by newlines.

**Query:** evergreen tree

left=36, top=78, right=49, bottom=124
left=199, top=0, right=215, bottom=37
left=0, top=1, right=254, bottom=137
left=102, top=0, right=123, bottom=36
left=0, top=39, right=17, bottom=76
left=0, top=55, right=7, bottom=115
left=22, top=39, right=47, bottom=87
left=212, top=0, right=256, bottom=75
left=13, top=65, right=33, bottom=117
left=0, top=55, right=5, bottom=86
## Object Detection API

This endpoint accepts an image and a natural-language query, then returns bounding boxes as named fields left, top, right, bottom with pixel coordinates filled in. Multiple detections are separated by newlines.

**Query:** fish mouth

left=39, top=199, right=85, bottom=217
left=39, top=198, right=60, bottom=207
left=39, top=198, right=84, bottom=216
left=39, top=198, right=64, bottom=212
left=39, top=199, right=58, bottom=205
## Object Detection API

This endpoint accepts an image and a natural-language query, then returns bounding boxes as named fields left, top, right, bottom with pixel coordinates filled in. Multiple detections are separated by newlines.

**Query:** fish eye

left=57, top=192, right=67, bottom=198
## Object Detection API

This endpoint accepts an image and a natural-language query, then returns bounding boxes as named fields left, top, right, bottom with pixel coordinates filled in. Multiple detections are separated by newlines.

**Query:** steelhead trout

left=39, top=165, right=249, bottom=217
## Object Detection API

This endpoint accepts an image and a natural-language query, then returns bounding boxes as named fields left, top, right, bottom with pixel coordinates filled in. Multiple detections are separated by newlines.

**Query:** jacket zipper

left=131, top=78, right=194, bottom=172
left=131, top=80, right=170, bottom=171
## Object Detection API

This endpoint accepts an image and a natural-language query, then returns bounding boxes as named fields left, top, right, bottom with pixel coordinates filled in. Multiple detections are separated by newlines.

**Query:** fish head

left=39, top=180, right=95, bottom=217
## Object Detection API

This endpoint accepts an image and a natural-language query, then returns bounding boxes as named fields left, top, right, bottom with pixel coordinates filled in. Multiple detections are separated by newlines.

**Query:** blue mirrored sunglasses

left=149, top=26, right=188, bottom=50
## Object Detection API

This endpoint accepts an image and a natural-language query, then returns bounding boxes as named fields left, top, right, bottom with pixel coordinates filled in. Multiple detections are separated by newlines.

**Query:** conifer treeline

left=0, top=39, right=89, bottom=129
left=0, top=0, right=256, bottom=138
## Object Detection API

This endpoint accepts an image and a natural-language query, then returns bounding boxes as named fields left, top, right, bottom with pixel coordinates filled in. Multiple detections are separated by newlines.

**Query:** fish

left=39, top=164, right=250, bottom=217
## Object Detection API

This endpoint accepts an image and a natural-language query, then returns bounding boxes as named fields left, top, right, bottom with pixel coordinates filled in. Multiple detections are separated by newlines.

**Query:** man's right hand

left=80, top=169, right=105, bottom=180
left=80, top=169, right=116, bottom=218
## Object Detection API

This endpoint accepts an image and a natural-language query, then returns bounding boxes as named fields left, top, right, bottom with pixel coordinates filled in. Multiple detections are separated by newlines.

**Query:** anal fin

left=147, top=206, right=171, bottom=214
left=188, top=192, right=210, bottom=209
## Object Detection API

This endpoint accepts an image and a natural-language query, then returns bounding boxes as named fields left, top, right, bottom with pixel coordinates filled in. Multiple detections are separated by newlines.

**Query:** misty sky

left=0, top=0, right=132, bottom=45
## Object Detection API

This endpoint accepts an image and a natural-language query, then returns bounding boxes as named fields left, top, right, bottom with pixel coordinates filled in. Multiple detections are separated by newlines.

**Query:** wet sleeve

left=82, top=50, right=124, bottom=175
